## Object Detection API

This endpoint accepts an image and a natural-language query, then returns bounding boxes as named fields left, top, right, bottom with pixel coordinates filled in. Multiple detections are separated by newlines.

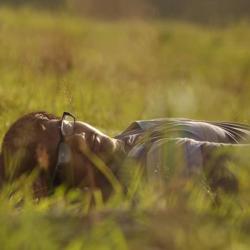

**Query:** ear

left=36, top=144, right=49, bottom=171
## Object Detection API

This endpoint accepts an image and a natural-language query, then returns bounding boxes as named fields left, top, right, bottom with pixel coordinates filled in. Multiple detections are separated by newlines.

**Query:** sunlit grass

left=0, top=6, right=250, bottom=249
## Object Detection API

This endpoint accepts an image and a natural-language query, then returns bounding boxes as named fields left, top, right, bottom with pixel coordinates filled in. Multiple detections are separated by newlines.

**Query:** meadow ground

left=0, top=7, right=250, bottom=250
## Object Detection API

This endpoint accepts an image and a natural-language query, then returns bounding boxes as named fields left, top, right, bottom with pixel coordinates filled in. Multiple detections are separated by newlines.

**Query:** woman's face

left=45, top=119, right=119, bottom=188
left=74, top=121, right=117, bottom=158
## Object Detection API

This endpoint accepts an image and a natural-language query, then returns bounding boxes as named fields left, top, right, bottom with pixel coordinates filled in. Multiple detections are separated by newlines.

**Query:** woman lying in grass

left=1, top=111, right=250, bottom=199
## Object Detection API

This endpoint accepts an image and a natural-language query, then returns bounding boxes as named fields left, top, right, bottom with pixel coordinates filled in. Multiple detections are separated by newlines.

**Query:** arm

left=139, top=138, right=248, bottom=193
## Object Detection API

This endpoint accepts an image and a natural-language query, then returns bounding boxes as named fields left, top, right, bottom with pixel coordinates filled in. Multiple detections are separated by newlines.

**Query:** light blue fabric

left=116, top=118, right=250, bottom=179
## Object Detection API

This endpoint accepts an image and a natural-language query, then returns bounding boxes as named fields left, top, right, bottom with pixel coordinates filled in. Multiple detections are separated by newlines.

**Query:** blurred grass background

left=0, top=2, right=250, bottom=249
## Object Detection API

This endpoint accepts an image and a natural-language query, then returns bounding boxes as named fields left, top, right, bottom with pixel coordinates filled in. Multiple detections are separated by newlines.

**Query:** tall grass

left=0, top=7, right=250, bottom=250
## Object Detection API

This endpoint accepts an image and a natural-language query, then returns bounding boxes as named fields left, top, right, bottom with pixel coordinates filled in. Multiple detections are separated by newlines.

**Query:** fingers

left=64, top=133, right=87, bottom=153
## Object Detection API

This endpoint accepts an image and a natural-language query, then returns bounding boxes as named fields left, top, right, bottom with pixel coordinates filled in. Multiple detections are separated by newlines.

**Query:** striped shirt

left=115, top=118, right=250, bottom=180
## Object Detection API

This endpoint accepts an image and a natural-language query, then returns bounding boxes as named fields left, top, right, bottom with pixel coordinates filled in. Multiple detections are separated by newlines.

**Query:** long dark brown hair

left=1, top=111, right=58, bottom=182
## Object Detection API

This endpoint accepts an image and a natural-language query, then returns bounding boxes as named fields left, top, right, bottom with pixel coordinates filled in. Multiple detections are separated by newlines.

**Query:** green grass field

left=0, top=7, right=250, bottom=250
